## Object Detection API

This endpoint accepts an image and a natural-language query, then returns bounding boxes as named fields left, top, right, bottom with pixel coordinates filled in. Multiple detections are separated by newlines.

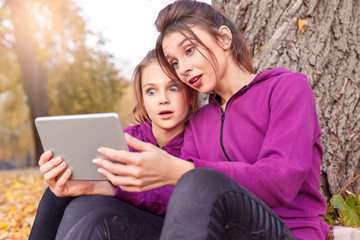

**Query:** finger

left=97, top=148, right=140, bottom=165
left=43, top=161, right=67, bottom=181
left=97, top=167, right=142, bottom=189
left=124, top=133, right=154, bottom=152
left=96, top=167, right=114, bottom=182
left=93, top=158, right=128, bottom=175
left=38, top=150, right=53, bottom=166
left=40, top=157, right=63, bottom=174
left=56, top=168, right=72, bottom=186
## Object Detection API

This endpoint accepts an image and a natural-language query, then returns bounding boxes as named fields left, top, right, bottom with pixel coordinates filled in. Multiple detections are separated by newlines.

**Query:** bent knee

left=174, top=168, right=235, bottom=195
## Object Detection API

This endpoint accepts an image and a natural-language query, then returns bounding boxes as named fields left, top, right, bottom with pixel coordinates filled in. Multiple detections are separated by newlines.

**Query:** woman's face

left=162, top=26, right=228, bottom=94
left=141, top=61, right=191, bottom=134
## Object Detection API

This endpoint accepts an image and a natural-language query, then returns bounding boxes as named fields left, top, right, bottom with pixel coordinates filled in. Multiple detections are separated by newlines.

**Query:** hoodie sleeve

left=111, top=123, right=175, bottom=216
left=113, top=186, right=173, bottom=216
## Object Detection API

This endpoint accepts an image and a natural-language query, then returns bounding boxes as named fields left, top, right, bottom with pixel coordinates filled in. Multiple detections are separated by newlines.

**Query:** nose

left=159, top=91, right=169, bottom=105
left=178, top=59, right=192, bottom=78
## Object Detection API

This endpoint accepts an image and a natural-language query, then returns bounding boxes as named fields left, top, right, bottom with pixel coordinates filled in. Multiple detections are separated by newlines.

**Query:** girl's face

left=162, top=26, right=229, bottom=94
left=141, top=61, right=191, bottom=134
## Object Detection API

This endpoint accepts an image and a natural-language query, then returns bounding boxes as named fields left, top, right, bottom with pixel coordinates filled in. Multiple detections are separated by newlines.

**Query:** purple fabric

left=112, top=121, right=183, bottom=216
left=180, top=68, right=330, bottom=240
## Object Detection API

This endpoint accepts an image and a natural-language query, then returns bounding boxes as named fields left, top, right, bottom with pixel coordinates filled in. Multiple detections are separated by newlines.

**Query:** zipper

left=219, top=84, right=249, bottom=162
left=220, top=110, right=232, bottom=161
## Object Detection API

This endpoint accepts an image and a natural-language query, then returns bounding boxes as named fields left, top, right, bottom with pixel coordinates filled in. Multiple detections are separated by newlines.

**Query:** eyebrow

left=165, top=37, right=190, bottom=60
left=142, top=83, right=156, bottom=89
left=142, top=79, right=180, bottom=89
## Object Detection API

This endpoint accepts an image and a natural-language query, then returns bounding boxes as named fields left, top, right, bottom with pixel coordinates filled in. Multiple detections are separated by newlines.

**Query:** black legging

left=29, top=187, right=74, bottom=240
left=54, top=168, right=296, bottom=240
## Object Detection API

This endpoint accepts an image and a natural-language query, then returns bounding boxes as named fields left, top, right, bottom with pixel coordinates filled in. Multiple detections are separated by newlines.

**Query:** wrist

left=91, top=181, right=117, bottom=195
left=170, top=156, right=195, bottom=185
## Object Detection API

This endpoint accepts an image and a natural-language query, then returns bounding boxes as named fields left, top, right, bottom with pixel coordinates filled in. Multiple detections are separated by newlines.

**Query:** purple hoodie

left=181, top=68, right=330, bottom=240
left=113, top=121, right=183, bottom=216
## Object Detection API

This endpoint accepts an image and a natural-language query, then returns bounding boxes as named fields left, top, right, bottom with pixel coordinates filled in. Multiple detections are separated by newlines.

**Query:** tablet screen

left=35, top=112, right=128, bottom=180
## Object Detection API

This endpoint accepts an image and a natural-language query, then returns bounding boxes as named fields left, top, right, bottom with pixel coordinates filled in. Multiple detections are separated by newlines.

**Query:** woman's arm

left=93, top=134, right=195, bottom=192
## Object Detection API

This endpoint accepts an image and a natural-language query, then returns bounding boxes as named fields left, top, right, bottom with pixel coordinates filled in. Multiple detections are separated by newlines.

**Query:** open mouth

left=188, top=74, right=202, bottom=87
left=160, top=110, right=173, bottom=115
left=159, top=110, right=173, bottom=119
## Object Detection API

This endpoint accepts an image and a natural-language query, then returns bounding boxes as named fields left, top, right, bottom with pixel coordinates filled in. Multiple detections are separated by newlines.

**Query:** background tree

left=0, top=1, right=34, bottom=166
left=0, top=0, right=129, bottom=167
left=212, top=0, right=360, bottom=199
left=8, top=0, right=48, bottom=166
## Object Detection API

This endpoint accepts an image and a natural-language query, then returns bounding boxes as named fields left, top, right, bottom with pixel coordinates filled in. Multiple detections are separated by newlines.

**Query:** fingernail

left=54, top=157, right=62, bottom=163
left=97, top=148, right=104, bottom=153
left=92, top=159, right=99, bottom=164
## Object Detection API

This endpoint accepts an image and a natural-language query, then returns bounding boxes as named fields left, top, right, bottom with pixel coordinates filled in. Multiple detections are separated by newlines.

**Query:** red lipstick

left=188, top=74, right=202, bottom=88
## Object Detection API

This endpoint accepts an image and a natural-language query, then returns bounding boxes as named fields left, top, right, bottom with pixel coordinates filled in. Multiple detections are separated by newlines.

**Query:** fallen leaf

left=0, top=168, right=47, bottom=240
left=298, top=19, right=308, bottom=34
left=254, top=46, right=263, bottom=55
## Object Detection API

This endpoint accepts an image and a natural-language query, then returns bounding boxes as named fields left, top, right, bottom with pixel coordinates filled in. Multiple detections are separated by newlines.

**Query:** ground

left=0, top=168, right=47, bottom=240
left=0, top=167, right=359, bottom=240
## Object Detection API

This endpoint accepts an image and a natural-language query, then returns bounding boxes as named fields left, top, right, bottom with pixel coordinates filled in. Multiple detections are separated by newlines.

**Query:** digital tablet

left=35, top=112, right=128, bottom=180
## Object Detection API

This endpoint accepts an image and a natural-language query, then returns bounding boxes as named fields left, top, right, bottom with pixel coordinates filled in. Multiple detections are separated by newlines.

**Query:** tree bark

left=212, top=0, right=360, bottom=199
left=9, top=0, right=48, bottom=164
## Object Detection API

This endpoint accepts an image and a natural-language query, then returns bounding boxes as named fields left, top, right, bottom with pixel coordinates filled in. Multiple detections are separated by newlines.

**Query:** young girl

left=83, top=1, right=330, bottom=240
left=29, top=49, right=199, bottom=239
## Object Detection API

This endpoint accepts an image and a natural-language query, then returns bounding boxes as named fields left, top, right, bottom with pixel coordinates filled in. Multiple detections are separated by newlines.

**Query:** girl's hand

left=38, top=151, right=116, bottom=197
left=93, top=133, right=194, bottom=192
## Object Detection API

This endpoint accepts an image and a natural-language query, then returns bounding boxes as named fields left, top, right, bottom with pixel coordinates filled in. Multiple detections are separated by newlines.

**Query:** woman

left=92, top=0, right=330, bottom=239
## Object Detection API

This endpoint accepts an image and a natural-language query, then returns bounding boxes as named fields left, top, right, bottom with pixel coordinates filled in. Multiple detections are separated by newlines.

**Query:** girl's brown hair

left=155, top=0, right=254, bottom=79
left=129, top=49, right=199, bottom=124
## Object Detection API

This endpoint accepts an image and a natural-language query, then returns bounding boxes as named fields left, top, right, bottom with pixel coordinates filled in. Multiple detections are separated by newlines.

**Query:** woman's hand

left=38, top=151, right=116, bottom=197
left=93, top=133, right=194, bottom=192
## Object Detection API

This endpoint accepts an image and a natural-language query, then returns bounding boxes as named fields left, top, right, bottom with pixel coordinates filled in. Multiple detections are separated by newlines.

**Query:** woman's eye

left=147, top=89, right=156, bottom=95
left=186, top=47, right=194, bottom=55
left=169, top=85, right=180, bottom=92
left=171, top=60, right=179, bottom=68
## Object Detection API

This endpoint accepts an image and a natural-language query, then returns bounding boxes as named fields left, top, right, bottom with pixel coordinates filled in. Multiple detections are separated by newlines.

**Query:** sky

left=74, top=0, right=211, bottom=79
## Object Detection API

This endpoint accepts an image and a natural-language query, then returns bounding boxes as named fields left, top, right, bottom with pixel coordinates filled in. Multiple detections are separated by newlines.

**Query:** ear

left=218, top=25, right=232, bottom=50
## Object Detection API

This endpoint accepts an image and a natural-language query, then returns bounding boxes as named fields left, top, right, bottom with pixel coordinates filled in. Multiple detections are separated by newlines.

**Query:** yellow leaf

left=298, top=19, right=307, bottom=34
left=254, top=46, right=263, bottom=55
left=0, top=222, right=9, bottom=230
left=24, top=204, right=36, bottom=214
left=9, top=206, right=18, bottom=214
left=12, top=181, right=22, bottom=189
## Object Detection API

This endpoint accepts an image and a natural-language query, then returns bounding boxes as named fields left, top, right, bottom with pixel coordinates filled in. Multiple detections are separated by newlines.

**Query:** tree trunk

left=9, top=0, right=48, bottom=165
left=212, top=0, right=360, bottom=199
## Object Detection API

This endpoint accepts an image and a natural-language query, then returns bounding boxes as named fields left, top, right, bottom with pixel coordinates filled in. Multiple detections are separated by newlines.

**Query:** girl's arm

left=39, top=151, right=116, bottom=197
left=112, top=185, right=174, bottom=216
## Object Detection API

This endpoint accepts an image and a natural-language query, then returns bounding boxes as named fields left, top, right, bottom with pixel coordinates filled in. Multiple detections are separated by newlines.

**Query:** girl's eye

left=169, top=85, right=180, bottom=92
left=147, top=89, right=156, bottom=95
left=186, top=47, right=194, bottom=55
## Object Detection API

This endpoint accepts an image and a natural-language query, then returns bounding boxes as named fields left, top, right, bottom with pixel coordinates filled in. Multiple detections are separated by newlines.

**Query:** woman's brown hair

left=129, top=49, right=199, bottom=124
left=155, top=0, right=254, bottom=80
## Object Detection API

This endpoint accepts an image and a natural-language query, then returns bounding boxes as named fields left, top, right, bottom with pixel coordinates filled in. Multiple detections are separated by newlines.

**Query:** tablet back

left=35, top=112, right=128, bottom=180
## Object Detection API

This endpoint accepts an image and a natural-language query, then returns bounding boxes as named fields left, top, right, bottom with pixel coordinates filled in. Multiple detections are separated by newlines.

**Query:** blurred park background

left=0, top=0, right=359, bottom=202
left=0, top=0, right=128, bottom=169
left=0, top=0, right=202, bottom=169
left=0, top=0, right=359, bottom=237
